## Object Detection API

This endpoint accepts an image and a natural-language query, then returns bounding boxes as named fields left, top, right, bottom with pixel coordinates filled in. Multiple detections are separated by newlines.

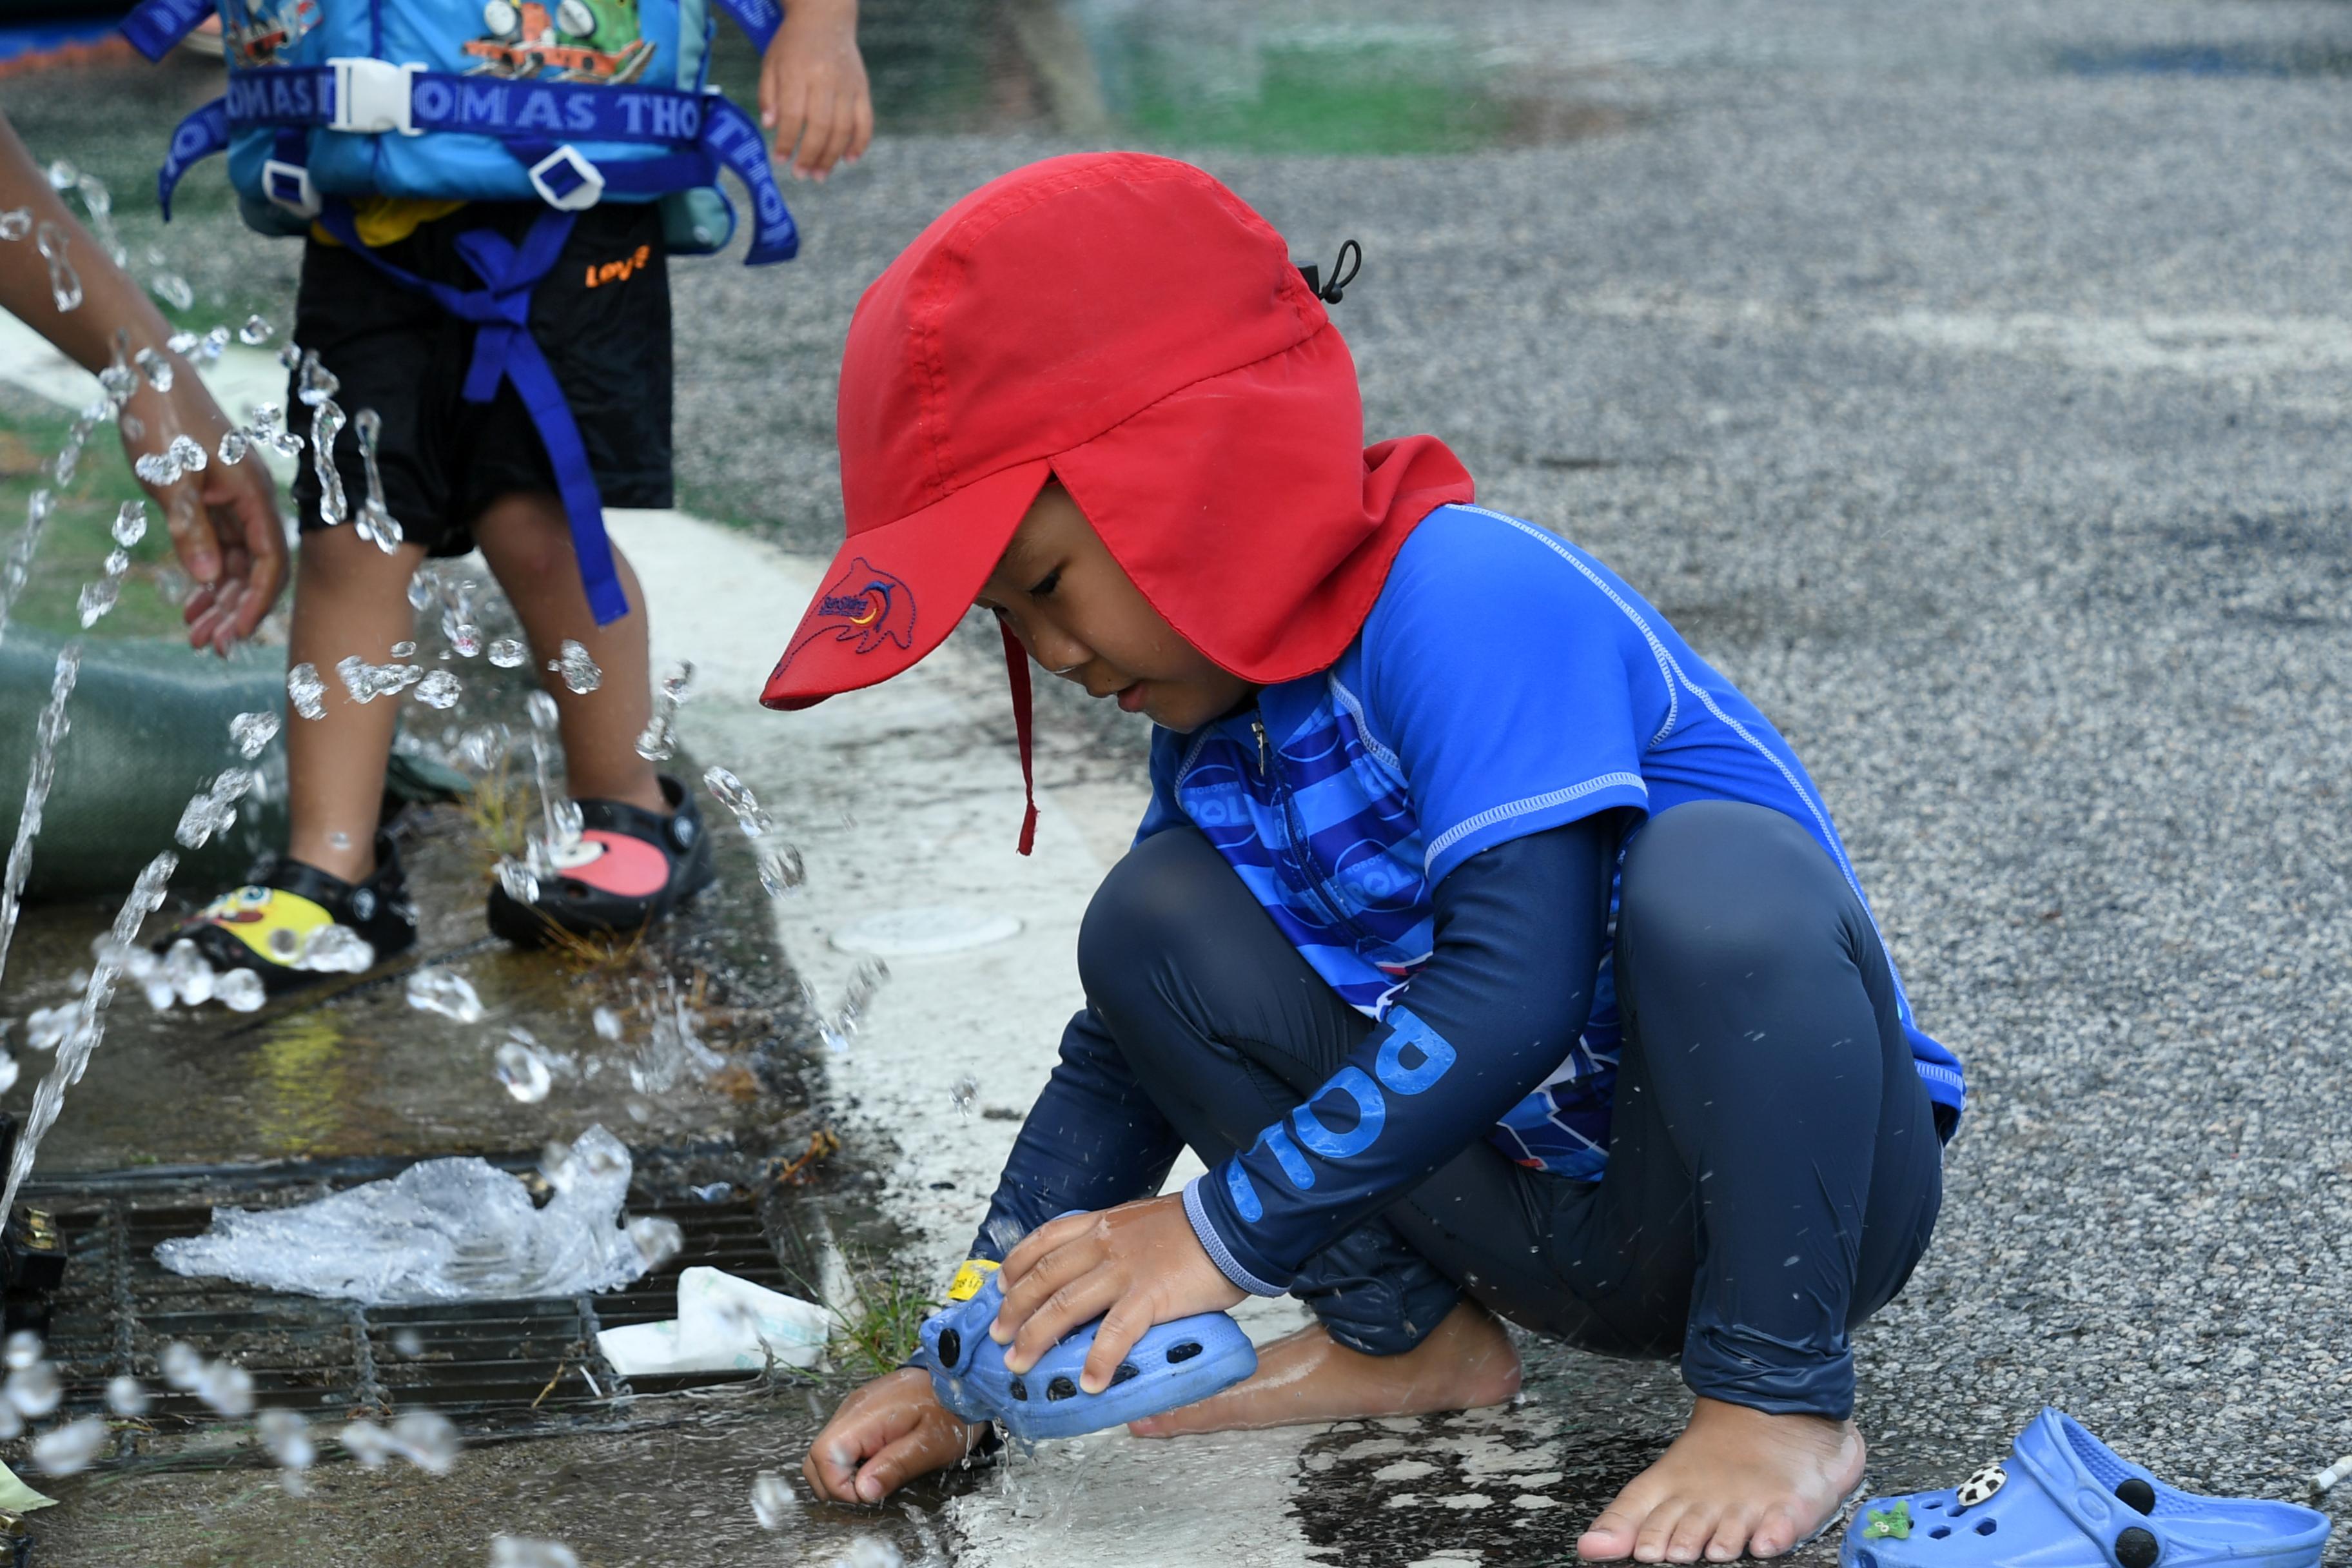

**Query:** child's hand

left=802, top=1366, right=986, bottom=1504
left=118, top=374, right=288, bottom=656
left=758, top=0, right=871, bottom=181
left=991, top=1196, right=1246, bottom=1395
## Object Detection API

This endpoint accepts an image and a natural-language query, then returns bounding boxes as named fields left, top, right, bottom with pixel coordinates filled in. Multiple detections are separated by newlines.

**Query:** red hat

left=761, top=152, right=1473, bottom=851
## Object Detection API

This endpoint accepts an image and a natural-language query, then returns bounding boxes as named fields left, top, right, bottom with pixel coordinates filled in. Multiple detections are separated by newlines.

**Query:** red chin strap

left=1001, top=620, right=1041, bottom=856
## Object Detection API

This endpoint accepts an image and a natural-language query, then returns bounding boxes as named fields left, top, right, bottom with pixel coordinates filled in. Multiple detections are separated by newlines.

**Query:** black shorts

left=288, top=201, right=674, bottom=557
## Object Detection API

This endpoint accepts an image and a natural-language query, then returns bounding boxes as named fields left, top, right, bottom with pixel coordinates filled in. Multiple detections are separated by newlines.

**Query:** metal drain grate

left=24, top=1159, right=805, bottom=1462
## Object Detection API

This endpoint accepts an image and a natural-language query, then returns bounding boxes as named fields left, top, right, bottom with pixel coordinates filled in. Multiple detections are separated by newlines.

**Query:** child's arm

left=758, top=0, right=872, bottom=180
left=989, top=819, right=1617, bottom=1388
left=0, top=113, right=285, bottom=654
left=965, top=1001, right=1188, bottom=1259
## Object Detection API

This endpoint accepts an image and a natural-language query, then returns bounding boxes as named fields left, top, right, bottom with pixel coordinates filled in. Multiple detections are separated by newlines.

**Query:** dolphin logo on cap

left=788, top=556, right=917, bottom=661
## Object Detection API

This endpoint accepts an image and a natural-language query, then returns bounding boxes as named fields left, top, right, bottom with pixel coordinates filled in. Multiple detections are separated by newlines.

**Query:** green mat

left=0, top=632, right=290, bottom=899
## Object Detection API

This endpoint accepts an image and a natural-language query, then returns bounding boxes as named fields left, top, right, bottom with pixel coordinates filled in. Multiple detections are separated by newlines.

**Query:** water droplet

left=200, top=324, right=230, bottom=360
left=295, top=349, right=340, bottom=407
left=496, top=858, right=540, bottom=905
left=701, top=767, right=772, bottom=838
left=167, top=432, right=207, bottom=472
left=133, top=347, right=173, bottom=391
left=0, top=209, right=28, bottom=241
left=164, top=939, right=215, bottom=1005
left=490, top=1540, right=580, bottom=1568
left=5, top=1361, right=60, bottom=1417
left=161, top=1342, right=202, bottom=1389
left=550, top=639, right=602, bottom=693
left=112, top=500, right=148, bottom=547
left=404, top=968, right=483, bottom=1023
left=43, top=159, right=75, bottom=191
left=132, top=451, right=182, bottom=486
left=196, top=1360, right=255, bottom=1417
left=166, top=329, right=201, bottom=355
left=34, top=222, right=79, bottom=313
left=626, top=1215, right=683, bottom=1269
left=751, top=1471, right=799, bottom=1529
left=633, top=716, right=675, bottom=761
left=297, top=925, right=374, bottom=974
left=338, top=1418, right=397, bottom=1467
left=950, top=1073, right=978, bottom=1117
left=407, top=570, right=438, bottom=612
left=390, top=1328, right=424, bottom=1358
left=258, top=1408, right=315, bottom=1471
left=237, top=313, right=272, bottom=346
left=757, top=845, right=805, bottom=897
left=230, top=710, right=280, bottom=758
left=495, top=1040, right=553, bottom=1103
left=546, top=798, right=583, bottom=852
left=77, top=576, right=120, bottom=628
left=216, top=968, right=266, bottom=1012
left=487, top=638, right=527, bottom=668
left=104, top=1375, right=148, bottom=1416
left=150, top=271, right=195, bottom=311
left=5, top=1333, right=42, bottom=1371
left=415, top=670, right=462, bottom=709
left=30, top=1415, right=106, bottom=1476
left=387, top=1409, right=460, bottom=1474
left=309, top=397, right=348, bottom=527
left=592, top=1006, right=623, bottom=1041
left=287, top=662, right=328, bottom=720
left=216, top=428, right=250, bottom=466
left=526, top=690, right=559, bottom=732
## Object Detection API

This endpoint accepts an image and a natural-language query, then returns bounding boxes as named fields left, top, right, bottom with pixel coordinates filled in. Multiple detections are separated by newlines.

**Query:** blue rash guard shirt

left=972, top=502, right=1964, bottom=1294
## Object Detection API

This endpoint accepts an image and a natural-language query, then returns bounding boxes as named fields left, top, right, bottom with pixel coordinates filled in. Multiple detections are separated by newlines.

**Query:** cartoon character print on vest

left=779, top=556, right=918, bottom=671
left=1955, top=1462, right=2007, bottom=1508
left=467, top=0, right=655, bottom=84
left=220, top=0, right=317, bottom=68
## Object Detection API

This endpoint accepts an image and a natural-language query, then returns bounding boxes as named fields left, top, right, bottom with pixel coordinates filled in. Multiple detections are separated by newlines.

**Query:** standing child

left=119, top=0, right=872, bottom=983
left=774, top=153, right=1963, bottom=1563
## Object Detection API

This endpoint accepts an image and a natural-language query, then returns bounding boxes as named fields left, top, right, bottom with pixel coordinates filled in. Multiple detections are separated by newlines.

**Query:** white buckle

left=526, top=144, right=605, bottom=211
left=328, top=57, right=420, bottom=136
left=260, top=157, right=321, bottom=217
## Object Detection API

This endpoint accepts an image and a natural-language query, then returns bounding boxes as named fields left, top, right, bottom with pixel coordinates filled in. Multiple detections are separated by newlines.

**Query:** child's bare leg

left=1578, top=1399, right=1864, bottom=1563
left=1129, top=1298, right=1519, bottom=1438
left=284, top=524, right=429, bottom=881
left=471, top=492, right=663, bottom=812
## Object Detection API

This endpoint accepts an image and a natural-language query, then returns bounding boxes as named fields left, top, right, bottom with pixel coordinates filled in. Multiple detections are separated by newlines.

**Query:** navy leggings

left=1081, top=801, right=1945, bottom=1419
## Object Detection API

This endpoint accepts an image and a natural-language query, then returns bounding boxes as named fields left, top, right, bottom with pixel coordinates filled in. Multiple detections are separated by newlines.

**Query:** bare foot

left=1128, top=1299, right=1522, bottom=1437
left=1578, top=1397, right=1867, bottom=1563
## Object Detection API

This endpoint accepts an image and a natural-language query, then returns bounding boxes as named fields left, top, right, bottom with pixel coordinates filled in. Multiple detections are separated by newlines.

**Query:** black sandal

left=485, top=774, right=714, bottom=947
left=157, top=832, right=418, bottom=996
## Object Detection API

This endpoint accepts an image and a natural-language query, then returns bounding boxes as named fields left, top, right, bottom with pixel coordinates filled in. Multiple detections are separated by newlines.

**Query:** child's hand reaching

left=803, top=1367, right=986, bottom=1504
left=758, top=0, right=872, bottom=181
left=991, top=1196, right=1247, bottom=1395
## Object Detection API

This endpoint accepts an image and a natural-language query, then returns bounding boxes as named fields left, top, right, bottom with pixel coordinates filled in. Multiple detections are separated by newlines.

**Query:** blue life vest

left=121, top=0, right=799, bottom=624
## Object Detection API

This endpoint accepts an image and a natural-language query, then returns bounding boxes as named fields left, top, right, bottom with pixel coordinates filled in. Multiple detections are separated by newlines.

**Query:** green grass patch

left=0, top=394, right=195, bottom=643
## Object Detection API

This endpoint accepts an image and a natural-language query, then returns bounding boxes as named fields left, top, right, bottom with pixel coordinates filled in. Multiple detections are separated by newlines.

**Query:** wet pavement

left=4, top=0, right=2352, bottom=1563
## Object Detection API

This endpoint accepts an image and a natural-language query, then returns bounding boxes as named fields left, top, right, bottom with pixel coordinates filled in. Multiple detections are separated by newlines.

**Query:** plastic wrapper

left=155, top=1126, right=651, bottom=1304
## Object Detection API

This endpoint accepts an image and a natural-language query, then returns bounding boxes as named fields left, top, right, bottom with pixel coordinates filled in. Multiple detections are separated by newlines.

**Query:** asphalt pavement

left=4, top=0, right=2352, bottom=1561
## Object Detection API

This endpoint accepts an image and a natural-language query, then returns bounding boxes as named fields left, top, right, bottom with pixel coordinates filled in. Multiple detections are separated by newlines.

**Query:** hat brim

left=760, top=458, right=1054, bottom=711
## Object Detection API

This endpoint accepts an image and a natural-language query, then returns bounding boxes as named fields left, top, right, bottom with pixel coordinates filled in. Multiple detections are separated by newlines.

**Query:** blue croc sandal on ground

left=916, top=1269, right=1258, bottom=1442
left=1843, top=1408, right=2331, bottom=1568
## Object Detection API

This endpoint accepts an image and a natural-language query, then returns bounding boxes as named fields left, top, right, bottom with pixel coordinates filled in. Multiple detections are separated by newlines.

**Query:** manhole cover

left=23, top=1149, right=813, bottom=1466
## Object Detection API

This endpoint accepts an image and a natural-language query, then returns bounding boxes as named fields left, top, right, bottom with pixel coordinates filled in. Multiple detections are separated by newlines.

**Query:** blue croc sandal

left=916, top=1269, right=1258, bottom=1442
left=1843, top=1408, right=2331, bottom=1568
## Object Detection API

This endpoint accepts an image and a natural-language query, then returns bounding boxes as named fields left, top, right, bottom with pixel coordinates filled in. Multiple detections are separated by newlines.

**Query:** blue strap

left=697, top=93, right=798, bottom=264
left=315, top=202, right=632, bottom=626
left=159, top=97, right=230, bottom=220
left=711, top=0, right=783, bottom=54
left=120, top=0, right=215, bottom=62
